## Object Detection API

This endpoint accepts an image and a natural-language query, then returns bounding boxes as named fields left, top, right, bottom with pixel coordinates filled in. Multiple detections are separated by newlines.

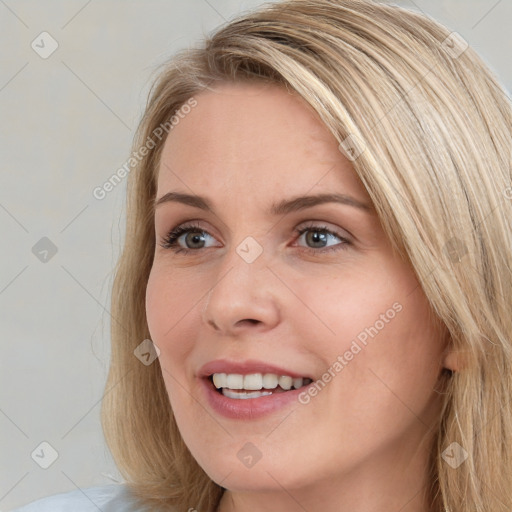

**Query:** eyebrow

left=154, top=191, right=374, bottom=215
left=155, top=192, right=375, bottom=216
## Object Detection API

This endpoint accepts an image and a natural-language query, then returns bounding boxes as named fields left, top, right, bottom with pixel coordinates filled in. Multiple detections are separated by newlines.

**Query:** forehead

left=156, top=81, right=367, bottom=202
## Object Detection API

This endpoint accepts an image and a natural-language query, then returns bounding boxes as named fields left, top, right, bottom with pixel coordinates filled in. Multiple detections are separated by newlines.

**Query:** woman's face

left=146, top=81, right=451, bottom=503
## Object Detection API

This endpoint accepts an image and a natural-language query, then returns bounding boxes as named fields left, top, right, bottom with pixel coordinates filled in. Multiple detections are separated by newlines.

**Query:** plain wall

left=1, top=0, right=510, bottom=509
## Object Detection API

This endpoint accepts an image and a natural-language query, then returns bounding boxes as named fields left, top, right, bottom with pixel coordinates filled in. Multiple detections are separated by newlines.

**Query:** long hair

left=100, top=1, right=512, bottom=510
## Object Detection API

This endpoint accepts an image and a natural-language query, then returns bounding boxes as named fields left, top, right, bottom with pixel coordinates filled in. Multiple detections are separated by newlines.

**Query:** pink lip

left=198, top=358, right=311, bottom=379
left=199, top=375, right=312, bottom=420
left=197, top=358, right=315, bottom=420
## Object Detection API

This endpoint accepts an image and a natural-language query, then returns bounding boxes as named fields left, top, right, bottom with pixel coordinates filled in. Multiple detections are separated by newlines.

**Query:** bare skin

left=145, top=81, right=458, bottom=512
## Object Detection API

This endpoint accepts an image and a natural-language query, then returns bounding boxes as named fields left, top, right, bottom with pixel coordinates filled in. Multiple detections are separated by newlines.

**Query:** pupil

left=187, top=232, right=204, bottom=248
left=308, top=231, right=326, bottom=248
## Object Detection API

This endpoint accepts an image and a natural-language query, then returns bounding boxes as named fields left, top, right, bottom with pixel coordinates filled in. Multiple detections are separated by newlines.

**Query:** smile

left=210, top=372, right=314, bottom=400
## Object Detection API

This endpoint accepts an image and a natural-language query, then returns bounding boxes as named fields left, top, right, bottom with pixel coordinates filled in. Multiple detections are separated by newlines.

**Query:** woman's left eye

left=294, top=225, right=350, bottom=253
left=159, top=223, right=350, bottom=254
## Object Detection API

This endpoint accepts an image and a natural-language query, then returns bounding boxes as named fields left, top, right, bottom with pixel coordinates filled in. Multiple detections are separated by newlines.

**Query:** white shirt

left=9, top=484, right=155, bottom=512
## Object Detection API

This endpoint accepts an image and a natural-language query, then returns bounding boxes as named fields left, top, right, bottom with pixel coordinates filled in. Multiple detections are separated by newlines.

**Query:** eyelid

left=294, top=220, right=353, bottom=241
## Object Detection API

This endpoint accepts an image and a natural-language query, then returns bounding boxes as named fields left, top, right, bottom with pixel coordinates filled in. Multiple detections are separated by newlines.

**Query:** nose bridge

left=201, top=235, right=280, bottom=333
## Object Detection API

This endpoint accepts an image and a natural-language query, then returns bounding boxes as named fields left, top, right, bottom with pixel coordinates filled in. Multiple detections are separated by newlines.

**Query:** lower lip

left=200, top=377, right=310, bottom=420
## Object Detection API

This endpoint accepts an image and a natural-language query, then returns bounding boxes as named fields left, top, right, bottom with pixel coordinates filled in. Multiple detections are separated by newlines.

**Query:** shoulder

left=9, top=483, right=154, bottom=512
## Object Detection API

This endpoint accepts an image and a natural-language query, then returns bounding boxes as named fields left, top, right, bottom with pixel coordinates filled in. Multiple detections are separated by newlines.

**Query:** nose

left=201, top=243, right=281, bottom=336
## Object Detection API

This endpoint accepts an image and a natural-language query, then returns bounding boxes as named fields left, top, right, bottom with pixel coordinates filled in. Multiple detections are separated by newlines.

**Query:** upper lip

left=198, top=358, right=313, bottom=379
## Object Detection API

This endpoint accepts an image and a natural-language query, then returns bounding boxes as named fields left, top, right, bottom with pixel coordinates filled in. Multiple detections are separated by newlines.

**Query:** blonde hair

left=101, top=1, right=512, bottom=510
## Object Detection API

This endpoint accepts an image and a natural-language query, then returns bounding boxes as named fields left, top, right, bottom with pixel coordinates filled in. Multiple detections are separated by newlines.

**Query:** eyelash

left=158, top=222, right=351, bottom=255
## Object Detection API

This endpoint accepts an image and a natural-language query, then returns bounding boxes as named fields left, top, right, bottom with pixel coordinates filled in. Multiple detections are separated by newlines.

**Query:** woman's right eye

left=159, top=223, right=217, bottom=254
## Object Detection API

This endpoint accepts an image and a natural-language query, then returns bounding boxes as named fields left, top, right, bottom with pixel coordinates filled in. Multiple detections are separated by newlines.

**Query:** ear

left=442, top=347, right=471, bottom=372
left=443, top=350, right=462, bottom=372
left=440, top=328, right=470, bottom=372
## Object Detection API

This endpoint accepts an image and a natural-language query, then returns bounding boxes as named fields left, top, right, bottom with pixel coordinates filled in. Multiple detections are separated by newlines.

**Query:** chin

left=193, top=446, right=313, bottom=493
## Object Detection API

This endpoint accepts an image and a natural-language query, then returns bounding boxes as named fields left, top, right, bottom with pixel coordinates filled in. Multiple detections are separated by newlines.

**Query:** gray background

left=1, top=0, right=510, bottom=509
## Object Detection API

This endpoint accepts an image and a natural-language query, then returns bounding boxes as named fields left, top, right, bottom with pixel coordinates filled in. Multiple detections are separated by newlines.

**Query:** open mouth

left=208, top=372, right=314, bottom=400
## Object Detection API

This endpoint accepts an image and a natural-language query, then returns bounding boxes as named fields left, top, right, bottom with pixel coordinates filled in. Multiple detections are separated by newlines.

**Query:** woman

left=13, top=0, right=511, bottom=510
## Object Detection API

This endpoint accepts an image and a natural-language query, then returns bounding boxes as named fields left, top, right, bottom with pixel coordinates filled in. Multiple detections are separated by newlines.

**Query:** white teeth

left=222, top=389, right=273, bottom=399
left=211, top=372, right=310, bottom=391
left=262, top=373, right=279, bottom=389
left=243, top=373, right=263, bottom=390
left=278, top=375, right=293, bottom=390
left=226, top=374, right=244, bottom=389
left=212, top=373, right=226, bottom=389
left=293, top=377, right=304, bottom=389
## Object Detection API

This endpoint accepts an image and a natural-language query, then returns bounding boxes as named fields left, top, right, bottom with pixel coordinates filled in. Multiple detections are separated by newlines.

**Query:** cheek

left=145, top=266, right=196, bottom=367
left=146, top=269, right=198, bottom=419
left=298, top=268, right=394, bottom=346
left=303, top=268, right=443, bottom=398
left=145, top=267, right=168, bottom=342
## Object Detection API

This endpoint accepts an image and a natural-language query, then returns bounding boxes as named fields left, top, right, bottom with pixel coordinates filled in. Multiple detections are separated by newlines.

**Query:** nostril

left=238, top=319, right=260, bottom=326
